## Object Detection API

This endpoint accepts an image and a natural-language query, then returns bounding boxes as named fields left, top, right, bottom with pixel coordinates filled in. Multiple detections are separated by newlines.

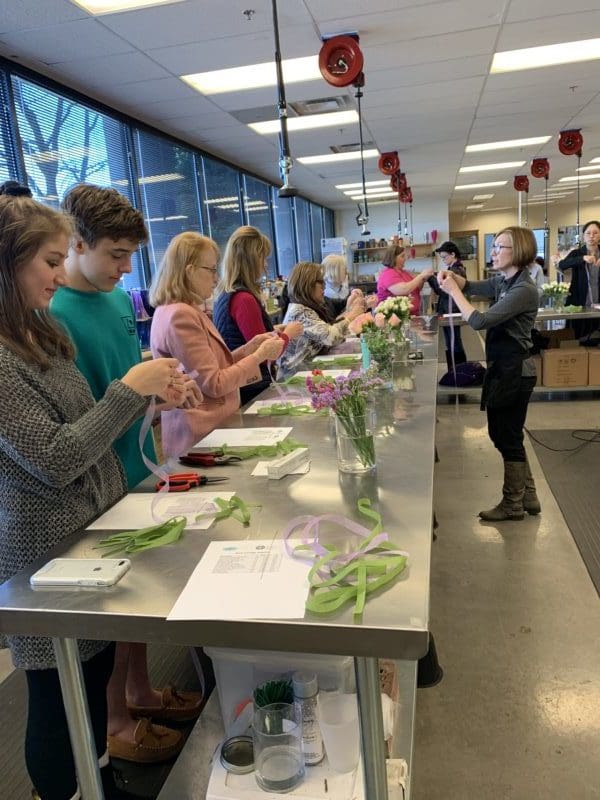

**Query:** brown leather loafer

left=108, top=718, right=183, bottom=763
left=127, top=686, right=203, bottom=723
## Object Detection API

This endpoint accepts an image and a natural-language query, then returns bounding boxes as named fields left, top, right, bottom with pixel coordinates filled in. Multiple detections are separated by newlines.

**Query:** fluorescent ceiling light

left=590, top=157, right=600, bottom=164
left=576, top=165, right=600, bottom=172
left=466, top=204, right=484, bottom=209
left=484, top=206, right=512, bottom=211
left=466, top=136, right=551, bottom=153
left=249, top=110, right=358, bottom=135
left=182, top=55, right=320, bottom=95
left=492, top=38, right=600, bottom=74
left=344, top=186, right=397, bottom=195
left=336, top=180, right=390, bottom=189
left=204, top=196, right=238, bottom=204
left=298, top=149, right=379, bottom=165
left=138, top=172, right=184, bottom=185
left=459, top=161, right=524, bottom=173
left=347, top=191, right=397, bottom=200
left=559, top=174, right=600, bottom=181
left=455, top=181, right=507, bottom=190
left=71, top=0, right=183, bottom=13
left=473, top=194, right=494, bottom=200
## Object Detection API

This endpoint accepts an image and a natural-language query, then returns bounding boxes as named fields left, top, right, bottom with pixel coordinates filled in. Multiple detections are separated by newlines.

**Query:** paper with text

left=86, top=492, right=235, bottom=531
left=193, top=427, right=293, bottom=448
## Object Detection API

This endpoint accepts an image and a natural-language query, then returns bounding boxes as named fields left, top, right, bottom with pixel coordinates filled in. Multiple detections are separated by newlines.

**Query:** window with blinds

left=198, top=156, right=243, bottom=252
left=133, top=128, right=202, bottom=277
left=310, top=203, right=325, bottom=263
left=0, top=73, right=18, bottom=184
left=271, top=190, right=297, bottom=278
left=11, top=74, right=145, bottom=290
left=323, top=207, right=335, bottom=239
left=294, top=197, right=313, bottom=262
left=242, top=174, right=277, bottom=278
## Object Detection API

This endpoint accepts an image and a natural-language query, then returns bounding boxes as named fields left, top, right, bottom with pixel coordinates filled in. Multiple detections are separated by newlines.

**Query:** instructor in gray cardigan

left=436, top=226, right=541, bottom=522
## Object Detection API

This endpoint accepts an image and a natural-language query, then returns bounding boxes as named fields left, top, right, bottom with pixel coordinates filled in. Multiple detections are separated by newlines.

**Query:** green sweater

left=51, top=286, right=155, bottom=488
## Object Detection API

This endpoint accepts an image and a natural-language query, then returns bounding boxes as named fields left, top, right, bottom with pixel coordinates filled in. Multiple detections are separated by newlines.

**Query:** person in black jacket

left=437, top=227, right=540, bottom=522
left=429, top=241, right=467, bottom=370
left=557, top=220, right=600, bottom=341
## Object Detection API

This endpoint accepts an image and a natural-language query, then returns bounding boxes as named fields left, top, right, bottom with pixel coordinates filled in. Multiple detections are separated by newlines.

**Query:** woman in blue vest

left=213, top=226, right=302, bottom=404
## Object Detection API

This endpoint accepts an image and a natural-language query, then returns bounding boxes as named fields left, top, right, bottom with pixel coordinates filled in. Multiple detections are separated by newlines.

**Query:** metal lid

left=292, top=670, right=318, bottom=699
left=220, top=735, right=254, bottom=775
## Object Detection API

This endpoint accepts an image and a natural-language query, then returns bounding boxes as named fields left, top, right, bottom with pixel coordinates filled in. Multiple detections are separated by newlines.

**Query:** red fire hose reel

left=318, top=35, right=364, bottom=88
left=513, top=175, right=529, bottom=193
left=531, top=158, right=550, bottom=179
left=378, top=151, right=400, bottom=175
left=558, top=129, right=583, bottom=157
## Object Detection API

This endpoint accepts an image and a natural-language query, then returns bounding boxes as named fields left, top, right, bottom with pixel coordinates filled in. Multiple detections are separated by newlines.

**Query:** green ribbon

left=220, top=437, right=307, bottom=460
left=256, top=402, right=316, bottom=417
left=195, top=496, right=260, bottom=527
left=94, top=516, right=187, bottom=557
left=281, top=375, right=307, bottom=386
left=310, top=356, right=361, bottom=369
left=291, top=499, right=408, bottom=617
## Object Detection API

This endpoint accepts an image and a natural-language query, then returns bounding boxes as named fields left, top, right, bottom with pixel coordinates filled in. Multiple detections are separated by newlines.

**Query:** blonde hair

left=149, top=232, right=220, bottom=307
left=0, top=196, right=75, bottom=369
left=322, top=254, right=347, bottom=286
left=220, top=226, right=271, bottom=301
left=382, top=244, right=405, bottom=267
left=495, top=226, right=537, bottom=269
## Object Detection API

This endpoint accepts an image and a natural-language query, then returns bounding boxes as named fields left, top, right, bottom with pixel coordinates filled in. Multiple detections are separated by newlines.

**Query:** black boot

left=479, top=461, right=526, bottom=521
left=523, top=459, right=541, bottom=515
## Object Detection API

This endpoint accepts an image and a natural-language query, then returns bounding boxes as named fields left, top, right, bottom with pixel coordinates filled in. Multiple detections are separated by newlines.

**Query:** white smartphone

left=30, top=558, right=131, bottom=588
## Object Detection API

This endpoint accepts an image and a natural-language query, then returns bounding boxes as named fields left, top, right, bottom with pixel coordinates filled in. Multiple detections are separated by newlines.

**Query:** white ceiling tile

left=102, top=77, right=199, bottom=105
left=497, top=10, right=600, bottom=50
left=50, top=51, right=170, bottom=89
left=130, top=93, right=221, bottom=119
left=506, top=1, right=600, bottom=23
left=0, top=0, right=87, bottom=33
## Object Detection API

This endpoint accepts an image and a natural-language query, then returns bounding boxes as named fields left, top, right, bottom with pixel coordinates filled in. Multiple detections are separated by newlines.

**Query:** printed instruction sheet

left=193, top=426, right=292, bottom=448
left=86, top=492, right=236, bottom=531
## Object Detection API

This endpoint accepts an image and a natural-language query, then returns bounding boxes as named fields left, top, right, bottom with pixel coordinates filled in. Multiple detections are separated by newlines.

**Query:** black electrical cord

left=525, top=426, right=600, bottom=453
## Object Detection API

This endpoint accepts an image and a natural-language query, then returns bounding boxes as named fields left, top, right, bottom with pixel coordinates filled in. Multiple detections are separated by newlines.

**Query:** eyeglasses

left=198, top=265, right=218, bottom=274
left=492, top=243, right=512, bottom=253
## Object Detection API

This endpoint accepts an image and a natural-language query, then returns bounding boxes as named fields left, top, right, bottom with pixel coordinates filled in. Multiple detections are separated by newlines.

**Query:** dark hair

left=287, top=261, right=335, bottom=323
left=582, top=220, right=600, bottom=234
left=495, top=226, right=537, bottom=269
left=61, top=184, right=147, bottom=247
left=0, top=196, right=75, bottom=368
left=382, top=244, right=405, bottom=267
left=0, top=180, right=32, bottom=198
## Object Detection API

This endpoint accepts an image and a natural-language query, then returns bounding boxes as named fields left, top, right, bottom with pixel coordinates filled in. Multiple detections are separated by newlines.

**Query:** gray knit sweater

left=0, top=343, right=146, bottom=669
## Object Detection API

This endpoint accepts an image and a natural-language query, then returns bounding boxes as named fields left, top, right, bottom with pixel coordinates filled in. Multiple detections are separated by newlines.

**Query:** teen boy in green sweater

left=51, top=184, right=202, bottom=765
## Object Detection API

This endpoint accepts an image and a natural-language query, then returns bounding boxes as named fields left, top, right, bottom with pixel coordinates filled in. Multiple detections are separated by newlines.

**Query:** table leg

left=355, top=656, right=389, bottom=800
left=53, top=638, right=104, bottom=799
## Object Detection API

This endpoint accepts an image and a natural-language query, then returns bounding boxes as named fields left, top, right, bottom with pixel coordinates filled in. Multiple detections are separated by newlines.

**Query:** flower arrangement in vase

left=349, top=296, right=412, bottom=380
left=541, top=280, right=570, bottom=309
left=306, top=369, right=382, bottom=472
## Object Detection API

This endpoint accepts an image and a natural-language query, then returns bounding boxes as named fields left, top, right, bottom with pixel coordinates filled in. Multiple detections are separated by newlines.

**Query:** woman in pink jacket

left=150, top=232, right=284, bottom=456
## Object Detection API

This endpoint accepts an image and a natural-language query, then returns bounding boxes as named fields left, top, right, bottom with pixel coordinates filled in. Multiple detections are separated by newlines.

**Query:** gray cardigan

left=0, top=343, right=146, bottom=669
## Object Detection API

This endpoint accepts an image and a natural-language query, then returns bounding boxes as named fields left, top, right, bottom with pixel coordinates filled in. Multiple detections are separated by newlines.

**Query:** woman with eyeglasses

left=428, top=241, right=467, bottom=370
left=437, top=227, right=540, bottom=522
left=150, top=232, right=284, bottom=456
left=376, top=244, right=433, bottom=314
left=213, top=226, right=303, bottom=404
left=557, top=220, right=600, bottom=341
left=277, top=261, right=364, bottom=378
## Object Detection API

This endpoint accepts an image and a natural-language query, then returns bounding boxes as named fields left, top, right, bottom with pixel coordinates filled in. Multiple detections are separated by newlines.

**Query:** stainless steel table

left=0, top=355, right=437, bottom=799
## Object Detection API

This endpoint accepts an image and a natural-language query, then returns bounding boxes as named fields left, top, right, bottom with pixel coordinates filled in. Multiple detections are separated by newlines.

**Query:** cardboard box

left=540, top=328, right=575, bottom=349
left=542, top=348, right=588, bottom=387
left=588, top=349, right=600, bottom=385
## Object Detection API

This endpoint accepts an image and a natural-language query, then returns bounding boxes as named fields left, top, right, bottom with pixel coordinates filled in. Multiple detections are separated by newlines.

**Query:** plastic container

left=204, top=648, right=355, bottom=732
left=293, top=672, right=323, bottom=766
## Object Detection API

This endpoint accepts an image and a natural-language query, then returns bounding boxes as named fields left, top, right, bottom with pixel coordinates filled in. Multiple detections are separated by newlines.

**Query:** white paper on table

left=251, top=459, right=311, bottom=477
left=244, top=398, right=314, bottom=415
left=294, top=369, right=351, bottom=379
left=193, top=427, right=292, bottom=448
left=310, top=353, right=360, bottom=363
left=167, top=539, right=310, bottom=620
left=442, top=312, right=462, bottom=318
left=86, top=492, right=235, bottom=531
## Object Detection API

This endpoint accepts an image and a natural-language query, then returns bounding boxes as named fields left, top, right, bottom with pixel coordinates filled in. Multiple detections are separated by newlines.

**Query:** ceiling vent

left=289, top=95, right=353, bottom=116
left=330, top=141, right=375, bottom=154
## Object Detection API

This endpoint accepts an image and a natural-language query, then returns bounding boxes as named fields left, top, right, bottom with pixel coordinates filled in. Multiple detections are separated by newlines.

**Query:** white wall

left=449, top=198, right=600, bottom=279
left=334, top=192, right=449, bottom=273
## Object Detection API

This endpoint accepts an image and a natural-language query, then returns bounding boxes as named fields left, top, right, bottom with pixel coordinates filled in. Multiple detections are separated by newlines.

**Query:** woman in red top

left=213, top=226, right=302, bottom=403
left=376, top=244, right=433, bottom=314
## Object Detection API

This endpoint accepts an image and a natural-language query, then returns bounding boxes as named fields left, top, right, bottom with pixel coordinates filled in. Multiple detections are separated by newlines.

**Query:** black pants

left=486, top=377, right=536, bottom=462
left=25, top=643, right=116, bottom=800
left=442, top=324, right=466, bottom=362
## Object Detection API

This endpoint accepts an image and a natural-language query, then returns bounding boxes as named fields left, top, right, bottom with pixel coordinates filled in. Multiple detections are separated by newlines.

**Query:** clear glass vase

left=334, top=410, right=376, bottom=473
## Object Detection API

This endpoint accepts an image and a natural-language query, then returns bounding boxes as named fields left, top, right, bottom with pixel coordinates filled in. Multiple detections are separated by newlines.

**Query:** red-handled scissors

left=179, top=452, right=241, bottom=467
left=155, top=473, right=229, bottom=492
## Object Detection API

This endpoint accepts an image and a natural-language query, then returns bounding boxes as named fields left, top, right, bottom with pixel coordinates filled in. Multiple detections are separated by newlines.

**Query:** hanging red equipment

left=513, top=175, right=529, bottom=193
left=531, top=158, right=550, bottom=179
left=318, top=36, right=364, bottom=87
left=378, top=151, right=400, bottom=175
left=390, top=171, right=407, bottom=192
left=558, top=130, right=583, bottom=157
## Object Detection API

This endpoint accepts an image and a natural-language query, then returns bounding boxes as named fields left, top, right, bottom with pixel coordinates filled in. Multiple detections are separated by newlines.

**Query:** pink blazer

left=150, top=303, right=262, bottom=457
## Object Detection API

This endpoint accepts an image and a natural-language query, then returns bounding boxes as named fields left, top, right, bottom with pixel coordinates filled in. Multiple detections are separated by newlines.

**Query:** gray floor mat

left=528, top=428, right=600, bottom=595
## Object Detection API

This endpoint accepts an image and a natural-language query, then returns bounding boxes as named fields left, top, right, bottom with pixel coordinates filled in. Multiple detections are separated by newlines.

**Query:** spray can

left=292, top=671, right=324, bottom=766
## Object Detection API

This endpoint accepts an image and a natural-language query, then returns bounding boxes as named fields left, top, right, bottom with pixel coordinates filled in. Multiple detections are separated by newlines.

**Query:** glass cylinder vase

left=334, top=410, right=376, bottom=474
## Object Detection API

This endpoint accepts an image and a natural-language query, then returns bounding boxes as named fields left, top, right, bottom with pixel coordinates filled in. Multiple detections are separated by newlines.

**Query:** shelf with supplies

left=351, top=243, right=434, bottom=265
